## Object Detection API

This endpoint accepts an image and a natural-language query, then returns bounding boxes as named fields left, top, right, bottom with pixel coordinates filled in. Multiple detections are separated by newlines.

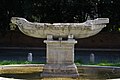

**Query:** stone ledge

left=0, top=77, right=21, bottom=80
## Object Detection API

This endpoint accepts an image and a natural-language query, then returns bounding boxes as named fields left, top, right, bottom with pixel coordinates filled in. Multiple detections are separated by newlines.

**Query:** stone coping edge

left=0, top=64, right=120, bottom=69
left=0, top=64, right=120, bottom=80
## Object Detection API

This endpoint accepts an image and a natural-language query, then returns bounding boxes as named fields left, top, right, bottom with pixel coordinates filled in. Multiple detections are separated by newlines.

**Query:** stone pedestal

left=41, top=38, right=79, bottom=77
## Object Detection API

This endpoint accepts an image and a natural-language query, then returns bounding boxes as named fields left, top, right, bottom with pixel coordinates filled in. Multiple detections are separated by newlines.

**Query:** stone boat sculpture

left=11, top=17, right=109, bottom=38
left=11, top=17, right=109, bottom=78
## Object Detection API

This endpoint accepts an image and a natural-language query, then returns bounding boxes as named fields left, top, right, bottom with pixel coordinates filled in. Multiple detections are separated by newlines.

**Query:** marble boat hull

left=11, top=17, right=109, bottom=38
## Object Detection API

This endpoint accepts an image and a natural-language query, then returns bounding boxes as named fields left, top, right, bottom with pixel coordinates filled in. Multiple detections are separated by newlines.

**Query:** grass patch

left=97, top=62, right=120, bottom=67
left=1, top=60, right=120, bottom=67
left=0, top=60, right=45, bottom=65
left=75, top=59, right=120, bottom=67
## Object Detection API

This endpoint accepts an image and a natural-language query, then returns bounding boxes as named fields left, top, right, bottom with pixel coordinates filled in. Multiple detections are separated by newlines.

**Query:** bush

left=75, top=59, right=83, bottom=65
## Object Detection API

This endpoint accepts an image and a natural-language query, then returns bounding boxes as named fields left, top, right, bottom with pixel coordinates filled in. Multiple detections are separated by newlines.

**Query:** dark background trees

left=0, top=0, right=120, bottom=36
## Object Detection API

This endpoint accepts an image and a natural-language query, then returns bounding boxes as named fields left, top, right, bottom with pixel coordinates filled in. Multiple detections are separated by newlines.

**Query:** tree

left=0, top=0, right=120, bottom=36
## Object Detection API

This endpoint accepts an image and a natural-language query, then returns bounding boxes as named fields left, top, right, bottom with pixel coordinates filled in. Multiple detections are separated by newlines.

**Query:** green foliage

left=100, top=60, right=109, bottom=63
left=96, top=60, right=120, bottom=67
left=97, top=62, right=120, bottom=67
left=88, top=62, right=95, bottom=65
left=75, top=59, right=83, bottom=65
left=0, top=60, right=44, bottom=65
left=75, top=59, right=120, bottom=67
left=0, top=60, right=13, bottom=65
left=1, top=60, right=120, bottom=67
left=0, top=0, right=120, bottom=35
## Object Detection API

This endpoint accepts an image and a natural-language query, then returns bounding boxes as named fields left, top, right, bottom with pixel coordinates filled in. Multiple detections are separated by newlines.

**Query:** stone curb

left=0, top=64, right=120, bottom=80
left=0, top=64, right=44, bottom=69
left=0, top=77, right=22, bottom=80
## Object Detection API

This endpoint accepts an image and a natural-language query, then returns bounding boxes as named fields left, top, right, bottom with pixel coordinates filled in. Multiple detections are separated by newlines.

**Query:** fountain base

left=41, top=64, right=79, bottom=77
left=41, top=37, right=79, bottom=77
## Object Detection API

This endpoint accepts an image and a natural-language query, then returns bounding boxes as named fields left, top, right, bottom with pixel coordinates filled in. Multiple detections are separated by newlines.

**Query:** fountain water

left=11, top=17, right=109, bottom=78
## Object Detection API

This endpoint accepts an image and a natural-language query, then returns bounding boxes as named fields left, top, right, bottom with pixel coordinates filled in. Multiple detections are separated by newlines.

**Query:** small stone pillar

left=41, top=36, right=79, bottom=77
left=28, top=53, right=32, bottom=62
left=90, top=53, right=95, bottom=63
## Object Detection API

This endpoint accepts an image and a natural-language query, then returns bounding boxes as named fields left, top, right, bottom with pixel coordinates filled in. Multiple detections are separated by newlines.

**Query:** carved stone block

left=41, top=39, right=79, bottom=77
